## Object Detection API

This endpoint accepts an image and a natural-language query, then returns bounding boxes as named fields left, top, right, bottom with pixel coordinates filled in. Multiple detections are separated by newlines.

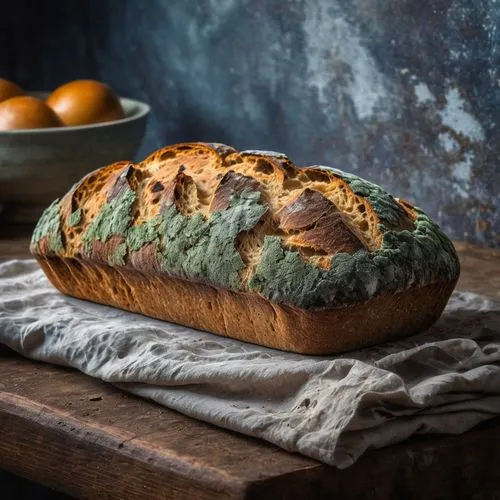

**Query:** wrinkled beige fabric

left=1, top=259, right=500, bottom=468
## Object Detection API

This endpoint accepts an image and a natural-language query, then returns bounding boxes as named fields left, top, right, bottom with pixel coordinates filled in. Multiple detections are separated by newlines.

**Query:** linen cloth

left=1, top=259, right=499, bottom=468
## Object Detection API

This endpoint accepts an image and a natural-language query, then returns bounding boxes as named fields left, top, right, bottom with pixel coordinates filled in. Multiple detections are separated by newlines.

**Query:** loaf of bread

left=30, top=142, right=460, bottom=354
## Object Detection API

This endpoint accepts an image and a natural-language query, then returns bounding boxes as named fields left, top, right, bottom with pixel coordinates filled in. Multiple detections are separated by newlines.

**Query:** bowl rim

left=0, top=94, right=150, bottom=135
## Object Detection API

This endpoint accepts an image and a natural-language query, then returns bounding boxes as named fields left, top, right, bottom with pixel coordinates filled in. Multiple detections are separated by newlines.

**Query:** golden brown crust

left=210, top=171, right=263, bottom=213
left=47, top=142, right=416, bottom=264
left=36, top=256, right=457, bottom=355
left=277, top=189, right=365, bottom=255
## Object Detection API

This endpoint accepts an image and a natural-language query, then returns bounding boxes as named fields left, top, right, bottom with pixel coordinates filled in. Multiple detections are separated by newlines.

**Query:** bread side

left=30, top=142, right=460, bottom=353
left=36, top=257, right=454, bottom=354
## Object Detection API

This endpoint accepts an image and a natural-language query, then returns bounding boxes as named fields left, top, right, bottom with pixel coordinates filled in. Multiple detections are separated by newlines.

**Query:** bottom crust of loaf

left=36, top=257, right=457, bottom=355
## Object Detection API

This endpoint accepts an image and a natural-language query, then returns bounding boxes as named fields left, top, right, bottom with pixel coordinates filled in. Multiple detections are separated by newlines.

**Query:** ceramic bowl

left=0, top=93, right=150, bottom=223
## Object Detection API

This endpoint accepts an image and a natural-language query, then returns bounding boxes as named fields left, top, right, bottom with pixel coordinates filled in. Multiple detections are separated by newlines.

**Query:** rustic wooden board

left=2, top=352, right=500, bottom=500
left=1, top=234, right=500, bottom=499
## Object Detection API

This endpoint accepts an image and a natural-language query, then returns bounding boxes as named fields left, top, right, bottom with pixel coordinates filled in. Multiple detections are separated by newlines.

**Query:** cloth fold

left=1, top=259, right=499, bottom=468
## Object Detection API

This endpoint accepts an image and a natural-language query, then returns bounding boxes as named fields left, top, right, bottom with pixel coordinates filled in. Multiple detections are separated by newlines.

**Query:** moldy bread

left=31, top=142, right=460, bottom=354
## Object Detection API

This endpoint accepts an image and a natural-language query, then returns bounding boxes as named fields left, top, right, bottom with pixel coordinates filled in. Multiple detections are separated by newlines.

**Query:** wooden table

left=1, top=234, right=500, bottom=500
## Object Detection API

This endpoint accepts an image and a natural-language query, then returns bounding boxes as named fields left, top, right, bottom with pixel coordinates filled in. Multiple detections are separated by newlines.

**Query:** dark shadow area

left=0, top=470, right=72, bottom=499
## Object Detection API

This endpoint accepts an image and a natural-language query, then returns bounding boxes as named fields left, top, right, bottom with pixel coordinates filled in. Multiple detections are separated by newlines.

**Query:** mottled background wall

left=2, top=0, right=499, bottom=246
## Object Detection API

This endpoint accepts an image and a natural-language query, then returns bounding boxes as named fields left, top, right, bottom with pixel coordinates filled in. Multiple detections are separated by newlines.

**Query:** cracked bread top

left=31, top=142, right=460, bottom=309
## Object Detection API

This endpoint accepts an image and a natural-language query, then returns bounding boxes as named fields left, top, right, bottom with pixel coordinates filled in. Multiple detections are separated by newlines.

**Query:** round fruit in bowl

left=0, top=96, right=63, bottom=130
left=46, top=79, right=125, bottom=126
left=0, top=77, right=150, bottom=223
left=0, top=78, right=25, bottom=103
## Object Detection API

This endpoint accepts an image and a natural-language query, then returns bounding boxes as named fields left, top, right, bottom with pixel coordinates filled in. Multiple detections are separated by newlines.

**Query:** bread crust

left=31, top=142, right=460, bottom=354
left=37, top=256, right=456, bottom=355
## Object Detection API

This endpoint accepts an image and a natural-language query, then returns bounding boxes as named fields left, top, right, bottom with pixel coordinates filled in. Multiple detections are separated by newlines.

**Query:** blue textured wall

left=2, top=0, right=500, bottom=246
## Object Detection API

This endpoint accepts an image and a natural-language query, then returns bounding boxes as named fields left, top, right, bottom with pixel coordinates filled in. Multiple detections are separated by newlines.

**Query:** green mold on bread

left=67, top=208, right=82, bottom=228
left=31, top=199, right=64, bottom=256
left=158, top=191, right=267, bottom=290
left=82, top=187, right=136, bottom=254
left=249, top=210, right=459, bottom=309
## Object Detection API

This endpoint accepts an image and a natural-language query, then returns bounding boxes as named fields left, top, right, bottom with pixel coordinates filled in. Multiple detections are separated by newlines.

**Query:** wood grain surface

left=1, top=233, right=500, bottom=499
